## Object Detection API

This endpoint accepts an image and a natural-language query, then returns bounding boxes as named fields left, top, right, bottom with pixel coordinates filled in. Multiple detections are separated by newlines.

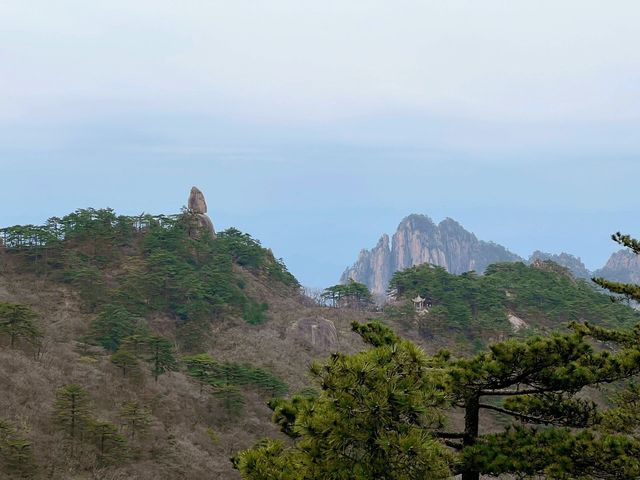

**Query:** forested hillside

left=1, top=208, right=298, bottom=334
left=0, top=207, right=370, bottom=479
left=386, top=260, right=640, bottom=351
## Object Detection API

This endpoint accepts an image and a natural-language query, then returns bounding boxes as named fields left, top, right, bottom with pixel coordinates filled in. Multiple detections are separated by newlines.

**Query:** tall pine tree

left=0, top=302, right=40, bottom=348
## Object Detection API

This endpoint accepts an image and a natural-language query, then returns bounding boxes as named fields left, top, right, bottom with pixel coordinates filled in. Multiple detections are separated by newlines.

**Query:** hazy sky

left=1, top=1, right=639, bottom=286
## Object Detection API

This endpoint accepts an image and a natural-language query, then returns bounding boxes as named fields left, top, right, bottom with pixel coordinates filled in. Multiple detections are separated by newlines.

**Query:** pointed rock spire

left=188, top=186, right=208, bottom=214
left=187, top=186, right=216, bottom=238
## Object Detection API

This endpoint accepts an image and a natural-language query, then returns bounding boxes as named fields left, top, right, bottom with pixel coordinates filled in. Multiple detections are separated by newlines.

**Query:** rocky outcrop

left=528, top=251, right=591, bottom=279
left=341, top=214, right=522, bottom=296
left=187, top=186, right=216, bottom=238
left=287, top=316, right=338, bottom=352
left=593, top=249, right=640, bottom=284
left=508, top=313, right=528, bottom=332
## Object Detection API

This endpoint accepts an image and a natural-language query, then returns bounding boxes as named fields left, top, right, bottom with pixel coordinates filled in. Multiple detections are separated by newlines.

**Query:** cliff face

left=341, top=214, right=522, bottom=296
left=344, top=234, right=393, bottom=297
left=594, top=249, right=640, bottom=284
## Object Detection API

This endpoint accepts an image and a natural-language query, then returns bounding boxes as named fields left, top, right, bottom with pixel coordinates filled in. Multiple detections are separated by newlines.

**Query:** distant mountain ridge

left=340, top=214, right=521, bottom=296
left=594, top=249, right=640, bottom=284
left=341, top=214, right=637, bottom=296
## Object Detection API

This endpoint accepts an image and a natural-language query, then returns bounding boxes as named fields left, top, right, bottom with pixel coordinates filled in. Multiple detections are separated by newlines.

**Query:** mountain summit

left=594, top=249, right=640, bottom=284
left=341, top=214, right=521, bottom=296
left=342, top=215, right=640, bottom=297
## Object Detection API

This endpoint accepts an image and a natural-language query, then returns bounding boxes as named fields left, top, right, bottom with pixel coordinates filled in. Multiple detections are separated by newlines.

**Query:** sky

left=1, top=1, right=639, bottom=287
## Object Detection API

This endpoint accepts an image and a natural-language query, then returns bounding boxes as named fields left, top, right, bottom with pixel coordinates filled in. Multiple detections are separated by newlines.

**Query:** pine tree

left=110, top=348, right=141, bottom=378
left=213, top=385, right=246, bottom=417
left=145, top=335, right=177, bottom=382
left=183, top=353, right=216, bottom=393
left=118, top=402, right=152, bottom=440
left=440, top=330, right=640, bottom=479
left=600, top=382, right=640, bottom=439
left=89, top=304, right=142, bottom=352
left=87, top=419, right=128, bottom=463
left=234, top=322, right=454, bottom=480
left=321, top=280, right=372, bottom=309
left=0, top=302, right=40, bottom=348
left=2, top=438, right=35, bottom=476
left=52, top=384, right=92, bottom=440
left=354, top=318, right=640, bottom=480
left=120, top=334, right=147, bottom=356
left=63, top=263, right=106, bottom=312
left=0, top=419, right=35, bottom=477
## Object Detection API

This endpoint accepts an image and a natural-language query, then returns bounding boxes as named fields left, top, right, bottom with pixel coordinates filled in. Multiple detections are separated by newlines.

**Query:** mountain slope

left=0, top=206, right=373, bottom=479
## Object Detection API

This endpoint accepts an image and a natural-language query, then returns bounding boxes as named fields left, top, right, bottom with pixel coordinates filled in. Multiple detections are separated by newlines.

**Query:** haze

left=1, top=1, right=639, bottom=286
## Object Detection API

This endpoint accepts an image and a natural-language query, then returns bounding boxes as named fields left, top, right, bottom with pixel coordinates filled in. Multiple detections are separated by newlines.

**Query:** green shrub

left=243, top=301, right=269, bottom=325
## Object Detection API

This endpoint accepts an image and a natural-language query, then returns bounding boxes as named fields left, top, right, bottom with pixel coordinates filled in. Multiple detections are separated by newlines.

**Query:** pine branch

left=612, top=232, right=640, bottom=255
left=592, top=277, right=640, bottom=303
left=444, top=440, right=464, bottom=450
left=479, top=388, right=551, bottom=396
left=478, top=403, right=549, bottom=424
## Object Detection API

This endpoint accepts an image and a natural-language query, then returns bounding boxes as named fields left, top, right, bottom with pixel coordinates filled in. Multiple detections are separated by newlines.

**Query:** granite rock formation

left=188, top=186, right=208, bottom=214
left=187, top=186, right=216, bottom=238
left=287, top=316, right=338, bottom=352
left=341, top=214, right=522, bottom=297
left=343, top=214, right=640, bottom=298
left=593, top=249, right=640, bottom=284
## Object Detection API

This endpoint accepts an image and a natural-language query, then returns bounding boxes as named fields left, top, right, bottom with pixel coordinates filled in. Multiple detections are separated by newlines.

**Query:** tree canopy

left=236, top=310, right=640, bottom=480
left=387, top=261, right=640, bottom=344
left=321, top=279, right=372, bottom=309
left=233, top=322, right=454, bottom=480
left=0, top=302, right=41, bottom=348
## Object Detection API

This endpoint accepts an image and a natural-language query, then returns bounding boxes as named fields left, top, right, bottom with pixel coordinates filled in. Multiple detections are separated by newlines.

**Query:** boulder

left=287, top=316, right=338, bottom=352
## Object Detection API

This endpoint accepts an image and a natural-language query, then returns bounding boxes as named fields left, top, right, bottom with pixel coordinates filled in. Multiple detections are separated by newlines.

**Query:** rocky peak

left=341, top=214, right=522, bottom=297
left=188, top=186, right=208, bottom=214
left=342, top=215, right=640, bottom=299
left=438, top=217, right=468, bottom=232
left=594, top=249, right=640, bottom=284
left=528, top=251, right=591, bottom=279
left=187, top=186, right=216, bottom=238
left=342, top=234, right=392, bottom=296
